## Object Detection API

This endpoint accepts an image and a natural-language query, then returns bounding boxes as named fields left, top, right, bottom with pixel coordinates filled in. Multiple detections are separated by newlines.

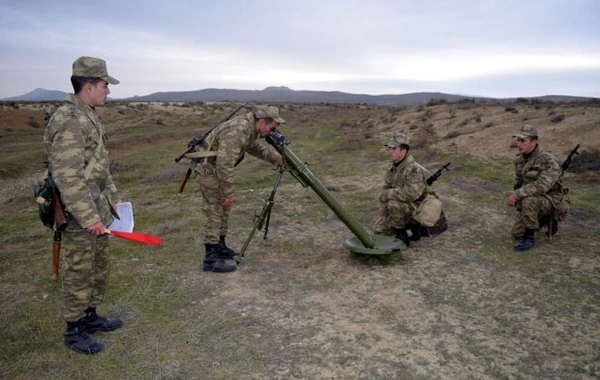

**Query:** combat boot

left=551, top=219, right=558, bottom=236
left=407, top=223, right=422, bottom=241
left=203, top=244, right=237, bottom=273
left=514, top=229, right=535, bottom=251
left=81, top=307, right=123, bottom=333
left=64, top=320, right=104, bottom=354
left=218, top=235, right=240, bottom=260
left=392, top=228, right=410, bottom=247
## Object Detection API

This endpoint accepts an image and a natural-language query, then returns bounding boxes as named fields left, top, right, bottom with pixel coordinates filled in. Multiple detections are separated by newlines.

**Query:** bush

left=550, top=114, right=565, bottom=123
left=447, top=130, right=461, bottom=139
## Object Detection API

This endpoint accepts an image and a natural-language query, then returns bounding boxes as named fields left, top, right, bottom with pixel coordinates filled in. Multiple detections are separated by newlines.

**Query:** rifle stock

left=178, top=168, right=192, bottom=194
left=52, top=231, right=61, bottom=280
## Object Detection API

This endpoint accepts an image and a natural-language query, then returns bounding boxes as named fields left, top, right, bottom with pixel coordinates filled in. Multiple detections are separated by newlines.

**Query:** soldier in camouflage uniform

left=192, top=106, right=284, bottom=273
left=44, top=57, right=123, bottom=354
left=506, top=125, right=565, bottom=251
left=374, top=133, right=437, bottom=246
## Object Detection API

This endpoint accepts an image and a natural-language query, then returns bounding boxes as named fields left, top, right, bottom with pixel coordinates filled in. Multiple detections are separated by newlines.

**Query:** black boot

left=514, top=228, right=535, bottom=251
left=393, top=228, right=410, bottom=247
left=218, top=235, right=240, bottom=260
left=407, top=223, right=422, bottom=241
left=64, top=320, right=104, bottom=354
left=81, top=307, right=123, bottom=333
left=551, top=219, right=558, bottom=236
left=203, top=244, right=237, bottom=273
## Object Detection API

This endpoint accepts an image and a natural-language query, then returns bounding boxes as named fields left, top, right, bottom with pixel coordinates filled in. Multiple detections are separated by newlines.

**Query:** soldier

left=44, top=103, right=52, bottom=124
left=374, top=133, right=440, bottom=246
left=44, top=56, right=122, bottom=354
left=506, top=125, right=565, bottom=251
left=193, top=105, right=284, bottom=273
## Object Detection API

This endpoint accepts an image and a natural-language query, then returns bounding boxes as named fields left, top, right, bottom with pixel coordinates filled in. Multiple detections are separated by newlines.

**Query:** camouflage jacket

left=513, top=145, right=563, bottom=203
left=379, top=154, right=430, bottom=216
left=200, top=112, right=280, bottom=198
left=44, top=94, right=117, bottom=228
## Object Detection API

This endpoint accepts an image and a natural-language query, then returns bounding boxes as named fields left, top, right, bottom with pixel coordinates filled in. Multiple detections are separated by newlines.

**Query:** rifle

left=426, top=162, right=451, bottom=186
left=176, top=103, right=248, bottom=194
left=561, top=144, right=580, bottom=173
left=47, top=165, right=68, bottom=280
left=237, top=165, right=285, bottom=263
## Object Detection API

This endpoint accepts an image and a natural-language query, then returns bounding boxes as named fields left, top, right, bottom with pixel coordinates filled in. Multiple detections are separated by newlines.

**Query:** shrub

left=550, top=114, right=565, bottom=123
left=447, top=130, right=461, bottom=139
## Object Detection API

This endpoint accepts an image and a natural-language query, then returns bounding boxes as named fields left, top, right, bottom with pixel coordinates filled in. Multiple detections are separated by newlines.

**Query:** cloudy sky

left=1, top=0, right=599, bottom=99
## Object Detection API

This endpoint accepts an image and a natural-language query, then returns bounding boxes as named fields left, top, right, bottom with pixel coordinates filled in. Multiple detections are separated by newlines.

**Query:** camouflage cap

left=512, top=124, right=538, bottom=139
left=72, top=56, right=120, bottom=85
left=385, top=133, right=411, bottom=147
left=254, top=106, right=286, bottom=124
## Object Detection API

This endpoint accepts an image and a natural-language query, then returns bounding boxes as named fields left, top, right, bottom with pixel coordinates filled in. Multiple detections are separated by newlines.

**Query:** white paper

left=108, top=201, right=134, bottom=233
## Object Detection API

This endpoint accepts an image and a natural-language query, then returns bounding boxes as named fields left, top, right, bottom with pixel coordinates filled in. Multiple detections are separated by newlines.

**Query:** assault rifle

left=237, top=165, right=285, bottom=262
left=426, top=162, right=451, bottom=186
left=40, top=162, right=68, bottom=280
left=176, top=103, right=247, bottom=193
left=561, top=144, right=580, bottom=173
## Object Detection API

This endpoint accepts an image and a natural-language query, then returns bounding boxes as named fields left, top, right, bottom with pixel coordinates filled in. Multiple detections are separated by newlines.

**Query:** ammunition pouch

left=34, top=177, right=67, bottom=230
left=412, top=194, right=443, bottom=227
left=554, top=190, right=571, bottom=221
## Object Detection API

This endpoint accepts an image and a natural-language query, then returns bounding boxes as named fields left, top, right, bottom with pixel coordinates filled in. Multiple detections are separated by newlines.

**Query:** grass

left=1, top=101, right=599, bottom=380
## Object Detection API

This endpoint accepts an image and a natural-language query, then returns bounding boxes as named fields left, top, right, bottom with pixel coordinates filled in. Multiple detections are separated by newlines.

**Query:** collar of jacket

left=65, top=93, right=100, bottom=124
left=391, top=154, right=414, bottom=172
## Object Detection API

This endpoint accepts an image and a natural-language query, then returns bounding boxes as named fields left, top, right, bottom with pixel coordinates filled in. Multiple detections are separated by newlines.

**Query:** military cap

left=254, top=106, right=286, bottom=124
left=512, top=124, right=538, bottom=139
left=385, top=133, right=411, bottom=147
left=72, top=56, right=120, bottom=85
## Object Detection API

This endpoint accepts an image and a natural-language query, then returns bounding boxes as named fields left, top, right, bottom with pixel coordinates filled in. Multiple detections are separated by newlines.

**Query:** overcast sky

left=1, top=0, right=599, bottom=99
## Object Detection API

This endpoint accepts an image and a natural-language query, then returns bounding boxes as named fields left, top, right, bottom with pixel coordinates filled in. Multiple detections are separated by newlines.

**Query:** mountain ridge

left=2, top=86, right=595, bottom=105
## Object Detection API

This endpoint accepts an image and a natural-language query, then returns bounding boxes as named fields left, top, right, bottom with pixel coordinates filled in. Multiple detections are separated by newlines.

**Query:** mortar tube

left=266, top=134, right=376, bottom=249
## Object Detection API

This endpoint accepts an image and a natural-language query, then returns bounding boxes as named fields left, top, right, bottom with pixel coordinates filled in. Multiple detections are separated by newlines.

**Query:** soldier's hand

left=87, top=222, right=106, bottom=235
left=506, top=194, right=517, bottom=207
left=222, top=197, right=233, bottom=208
left=375, top=216, right=388, bottom=225
left=275, top=154, right=283, bottom=165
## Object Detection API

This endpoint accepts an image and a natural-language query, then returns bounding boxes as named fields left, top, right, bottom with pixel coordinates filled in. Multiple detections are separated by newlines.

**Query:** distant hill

left=3, top=86, right=595, bottom=105
left=125, top=86, right=484, bottom=105
left=2, top=88, right=67, bottom=101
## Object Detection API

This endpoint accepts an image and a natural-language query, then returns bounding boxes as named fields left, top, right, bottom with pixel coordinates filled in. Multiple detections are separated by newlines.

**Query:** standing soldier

left=192, top=105, right=284, bottom=273
left=374, top=133, right=441, bottom=246
left=44, top=56, right=122, bottom=354
left=506, top=125, right=566, bottom=251
left=44, top=103, right=52, bottom=125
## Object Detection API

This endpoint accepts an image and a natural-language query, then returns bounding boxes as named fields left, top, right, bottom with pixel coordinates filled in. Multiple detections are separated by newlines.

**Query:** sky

left=1, top=0, right=599, bottom=99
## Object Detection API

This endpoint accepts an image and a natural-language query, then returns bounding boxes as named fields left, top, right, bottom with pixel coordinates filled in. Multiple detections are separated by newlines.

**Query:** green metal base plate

left=343, top=234, right=406, bottom=255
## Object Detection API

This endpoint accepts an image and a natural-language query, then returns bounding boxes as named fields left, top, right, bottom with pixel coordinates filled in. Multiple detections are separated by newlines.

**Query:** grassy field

left=1, top=100, right=599, bottom=380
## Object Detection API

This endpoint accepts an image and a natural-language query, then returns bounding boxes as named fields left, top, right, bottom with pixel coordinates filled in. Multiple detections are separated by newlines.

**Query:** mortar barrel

left=267, top=133, right=376, bottom=248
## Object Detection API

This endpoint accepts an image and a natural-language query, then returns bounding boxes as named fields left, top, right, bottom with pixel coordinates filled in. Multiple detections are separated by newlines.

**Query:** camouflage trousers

left=195, top=163, right=231, bottom=245
left=373, top=199, right=417, bottom=235
left=511, top=195, right=554, bottom=239
left=61, top=226, right=110, bottom=322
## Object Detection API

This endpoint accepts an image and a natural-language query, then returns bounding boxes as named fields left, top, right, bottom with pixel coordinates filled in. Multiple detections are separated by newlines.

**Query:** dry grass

left=1, top=100, right=599, bottom=380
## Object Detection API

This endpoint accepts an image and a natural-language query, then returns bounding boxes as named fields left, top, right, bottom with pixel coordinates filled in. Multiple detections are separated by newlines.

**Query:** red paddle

left=105, top=228, right=162, bottom=245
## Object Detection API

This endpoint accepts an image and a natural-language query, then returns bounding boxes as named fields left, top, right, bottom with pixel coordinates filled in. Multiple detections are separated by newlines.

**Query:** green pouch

left=34, top=178, right=55, bottom=229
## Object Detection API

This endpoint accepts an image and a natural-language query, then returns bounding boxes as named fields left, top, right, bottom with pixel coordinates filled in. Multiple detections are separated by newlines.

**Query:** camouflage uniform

left=511, top=144, right=564, bottom=239
left=374, top=134, right=433, bottom=236
left=194, top=107, right=282, bottom=245
left=44, top=63, right=118, bottom=323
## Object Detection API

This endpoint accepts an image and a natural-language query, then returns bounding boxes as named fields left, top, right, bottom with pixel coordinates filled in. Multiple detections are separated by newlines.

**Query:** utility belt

left=196, top=156, right=216, bottom=164
left=185, top=150, right=218, bottom=164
